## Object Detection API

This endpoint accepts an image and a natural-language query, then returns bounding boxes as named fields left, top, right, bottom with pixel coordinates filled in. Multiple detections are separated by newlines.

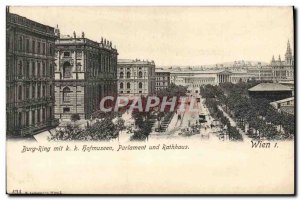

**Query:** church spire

left=285, top=39, right=292, bottom=65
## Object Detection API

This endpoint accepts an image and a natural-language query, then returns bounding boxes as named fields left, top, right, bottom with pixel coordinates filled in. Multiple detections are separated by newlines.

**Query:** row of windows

left=119, top=82, right=143, bottom=89
left=156, top=82, right=168, bottom=86
left=155, top=87, right=167, bottom=90
left=7, top=35, right=54, bottom=56
left=119, top=91, right=143, bottom=94
left=192, top=78, right=215, bottom=84
left=119, top=71, right=147, bottom=79
left=10, top=84, right=54, bottom=101
left=156, top=77, right=170, bottom=80
left=16, top=107, right=53, bottom=128
left=119, top=67, right=143, bottom=70
left=14, top=60, right=54, bottom=78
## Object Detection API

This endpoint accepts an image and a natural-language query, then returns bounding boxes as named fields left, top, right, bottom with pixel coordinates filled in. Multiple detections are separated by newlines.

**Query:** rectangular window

left=18, top=112, right=22, bottom=127
left=37, top=42, right=41, bottom=54
left=26, top=39, right=30, bottom=52
left=18, top=86, right=22, bottom=100
left=43, top=62, right=46, bottom=77
left=26, top=112, right=29, bottom=126
left=37, top=109, right=40, bottom=123
left=26, top=86, right=30, bottom=99
left=49, top=85, right=53, bottom=98
left=26, top=61, right=30, bottom=77
left=37, top=63, right=41, bottom=77
left=42, top=85, right=46, bottom=97
left=37, top=85, right=41, bottom=98
left=32, top=40, right=35, bottom=53
left=63, top=107, right=70, bottom=113
left=42, top=43, right=45, bottom=55
left=32, top=85, right=35, bottom=99
left=32, top=62, right=35, bottom=76
left=32, top=110, right=35, bottom=125
left=42, top=108, right=46, bottom=122
left=49, top=107, right=52, bottom=118
left=63, top=52, right=70, bottom=57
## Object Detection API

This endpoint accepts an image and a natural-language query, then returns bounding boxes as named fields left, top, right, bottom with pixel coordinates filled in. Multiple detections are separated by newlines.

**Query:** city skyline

left=10, top=6, right=293, bottom=66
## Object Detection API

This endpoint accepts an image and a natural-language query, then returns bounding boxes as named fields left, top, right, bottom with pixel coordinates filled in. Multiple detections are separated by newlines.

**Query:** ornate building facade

left=6, top=10, right=58, bottom=137
left=54, top=29, right=118, bottom=120
left=117, top=59, right=156, bottom=97
left=271, top=40, right=294, bottom=82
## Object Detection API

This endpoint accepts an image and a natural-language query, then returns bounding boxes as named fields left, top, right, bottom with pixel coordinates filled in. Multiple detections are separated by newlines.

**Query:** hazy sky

left=10, top=7, right=294, bottom=66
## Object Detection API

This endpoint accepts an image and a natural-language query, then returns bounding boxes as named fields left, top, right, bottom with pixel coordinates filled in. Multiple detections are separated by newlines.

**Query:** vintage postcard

left=6, top=6, right=295, bottom=195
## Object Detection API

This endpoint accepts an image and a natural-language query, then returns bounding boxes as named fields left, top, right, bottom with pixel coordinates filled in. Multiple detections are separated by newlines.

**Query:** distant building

left=155, top=69, right=170, bottom=91
left=168, top=69, right=254, bottom=93
left=271, top=40, right=294, bottom=82
left=270, top=97, right=294, bottom=115
left=54, top=29, right=118, bottom=120
left=6, top=10, right=58, bottom=136
left=248, top=83, right=293, bottom=101
left=247, top=65, right=273, bottom=82
left=117, top=59, right=156, bottom=97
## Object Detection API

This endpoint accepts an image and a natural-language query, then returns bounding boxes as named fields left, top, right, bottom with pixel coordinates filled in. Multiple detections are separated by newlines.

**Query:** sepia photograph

left=5, top=6, right=295, bottom=195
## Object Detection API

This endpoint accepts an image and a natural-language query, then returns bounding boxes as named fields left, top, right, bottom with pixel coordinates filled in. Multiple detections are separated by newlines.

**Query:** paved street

left=150, top=93, right=222, bottom=141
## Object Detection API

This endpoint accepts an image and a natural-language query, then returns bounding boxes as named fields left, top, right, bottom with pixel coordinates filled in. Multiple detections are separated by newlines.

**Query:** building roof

left=248, top=83, right=292, bottom=92
left=271, top=97, right=294, bottom=104
left=7, top=12, right=55, bottom=36
left=118, top=59, right=155, bottom=65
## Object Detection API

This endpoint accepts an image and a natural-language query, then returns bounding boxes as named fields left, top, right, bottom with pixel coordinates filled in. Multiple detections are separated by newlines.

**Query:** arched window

left=119, top=72, right=124, bottom=78
left=63, top=62, right=72, bottom=78
left=126, top=72, right=131, bottom=78
left=120, top=82, right=124, bottom=89
left=139, top=82, right=143, bottom=89
left=127, top=82, right=130, bottom=89
left=63, top=87, right=71, bottom=102
left=138, top=71, right=143, bottom=78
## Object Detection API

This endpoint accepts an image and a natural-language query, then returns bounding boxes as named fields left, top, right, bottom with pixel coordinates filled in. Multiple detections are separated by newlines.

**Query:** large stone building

left=168, top=69, right=254, bottom=93
left=6, top=10, right=58, bottom=136
left=54, top=29, right=118, bottom=120
left=117, top=59, right=155, bottom=97
left=155, top=69, right=170, bottom=91
left=271, top=40, right=294, bottom=82
left=247, top=65, right=273, bottom=82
